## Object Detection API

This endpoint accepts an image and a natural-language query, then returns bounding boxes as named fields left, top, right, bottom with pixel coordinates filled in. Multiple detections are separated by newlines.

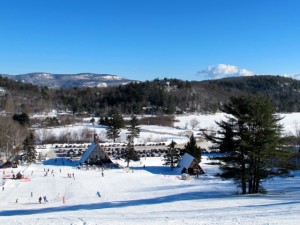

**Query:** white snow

left=1, top=113, right=300, bottom=224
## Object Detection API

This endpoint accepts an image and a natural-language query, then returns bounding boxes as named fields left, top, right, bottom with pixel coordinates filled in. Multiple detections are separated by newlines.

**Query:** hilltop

left=1, top=72, right=135, bottom=89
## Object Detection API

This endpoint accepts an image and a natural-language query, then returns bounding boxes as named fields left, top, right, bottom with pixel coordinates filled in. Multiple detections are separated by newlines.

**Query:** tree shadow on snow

left=42, top=158, right=79, bottom=167
left=0, top=190, right=236, bottom=217
left=132, top=165, right=179, bottom=175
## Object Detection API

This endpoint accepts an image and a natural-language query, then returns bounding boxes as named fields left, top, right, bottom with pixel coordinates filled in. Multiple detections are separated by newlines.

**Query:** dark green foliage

left=12, top=113, right=30, bottom=126
left=127, top=115, right=140, bottom=141
left=184, top=134, right=202, bottom=162
left=139, top=115, right=175, bottom=127
left=2, top=75, right=300, bottom=116
left=98, top=117, right=105, bottom=125
left=123, top=115, right=141, bottom=167
left=106, top=109, right=125, bottom=142
left=98, top=117, right=110, bottom=126
left=164, top=140, right=180, bottom=170
left=51, top=79, right=193, bottom=115
left=201, top=75, right=300, bottom=112
left=205, top=94, right=293, bottom=194
left=124, top=135, right=140, bottom=167
left=23, top=133, right=37, bottom=164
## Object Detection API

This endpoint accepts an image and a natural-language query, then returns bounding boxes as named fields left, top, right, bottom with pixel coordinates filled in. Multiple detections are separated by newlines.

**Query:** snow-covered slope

left=0, top=155, right=300, bottom=225
left=1, top=113, right=300, bottom=225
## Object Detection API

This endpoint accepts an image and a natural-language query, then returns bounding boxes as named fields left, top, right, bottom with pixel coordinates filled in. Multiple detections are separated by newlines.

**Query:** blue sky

left=0, top=0, right=300, bottom=81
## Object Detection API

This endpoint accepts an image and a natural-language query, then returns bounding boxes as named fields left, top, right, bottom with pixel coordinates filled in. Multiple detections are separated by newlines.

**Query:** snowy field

left=1, top=113, right=300, bottom=225
left=35, top=112, right=300, bottom=146
left=1, top=155, right=300, bottom=225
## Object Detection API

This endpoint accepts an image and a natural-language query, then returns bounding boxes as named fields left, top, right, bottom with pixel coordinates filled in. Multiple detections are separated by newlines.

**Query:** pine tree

left=12, top=112, right=30, bottom=126
left=106, top=109, right=125, bottom=142
left=23, top=133, right=37, bottom=164
left=124, top=135, right=140, bottom=167
left=184, top=134, right=202, bottom=162
left=205, top=94, right=293, bottom=194
left=90, top=117, right=95, bottom=125
left=164, top=140, right=180, bottom=170
left=127, top=115, right=140, bottom=141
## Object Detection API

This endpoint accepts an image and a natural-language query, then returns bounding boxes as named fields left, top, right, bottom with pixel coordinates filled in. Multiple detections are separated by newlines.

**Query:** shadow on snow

left=0, top=190, right=234, bottom=217
left=42, top=158, right=79, bottom=167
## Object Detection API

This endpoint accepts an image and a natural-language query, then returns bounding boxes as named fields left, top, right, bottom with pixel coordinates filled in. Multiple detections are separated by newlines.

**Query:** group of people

left=38, top=195, right=48, bottom=204
left=67, top=172, right=75, bottom=179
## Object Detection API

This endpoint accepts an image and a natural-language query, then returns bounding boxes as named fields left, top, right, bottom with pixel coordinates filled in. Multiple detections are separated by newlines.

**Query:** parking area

left=45, top=142, right=182, bottom=160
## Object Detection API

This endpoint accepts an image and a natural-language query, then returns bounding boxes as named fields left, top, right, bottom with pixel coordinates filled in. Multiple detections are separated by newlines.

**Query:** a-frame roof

left=79, top=142, right=112, bottom=165
left=176, top=153, right=204, bottom=175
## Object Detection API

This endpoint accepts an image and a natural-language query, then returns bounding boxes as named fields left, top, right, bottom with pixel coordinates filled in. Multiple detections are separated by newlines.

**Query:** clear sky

left=0, top=0, right=300, bottom=81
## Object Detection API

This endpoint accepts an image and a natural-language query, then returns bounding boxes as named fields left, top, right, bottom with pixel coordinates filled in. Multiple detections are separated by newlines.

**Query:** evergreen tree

left=127, top=115, right=140, bottom=142
left=184, top=134, right=202, bottom=162
left=23, top=133, right=37, bottom=164
left=124, top=135, right=140, bottom=167
left=98, top=117, right=105, bottom=126
left=164, top=140, right=180, bottom=170
left=90, top=117, right=95, bottom=125
left=106, top=109, right=125, bottom=142
left=12, top=113, right=30, bottom=126
left=104, top=117, right=110, bottom=126
left=205, top=94, right=293, bottom=194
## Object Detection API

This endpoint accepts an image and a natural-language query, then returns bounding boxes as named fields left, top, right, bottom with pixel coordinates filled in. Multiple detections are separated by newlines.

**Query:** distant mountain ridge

left=1, top=72, right=135, bottom=88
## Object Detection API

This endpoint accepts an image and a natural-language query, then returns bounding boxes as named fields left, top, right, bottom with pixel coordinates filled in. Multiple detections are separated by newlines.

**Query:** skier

left=96, top=191, right=101, bottom=197
left=39, top=196, right=42, bottom=204
left=43, top=195, right=48, bottom=203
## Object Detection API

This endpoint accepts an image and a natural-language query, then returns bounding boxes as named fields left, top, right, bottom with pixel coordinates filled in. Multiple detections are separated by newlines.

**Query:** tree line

left=2, top=75, right=300, bottom=118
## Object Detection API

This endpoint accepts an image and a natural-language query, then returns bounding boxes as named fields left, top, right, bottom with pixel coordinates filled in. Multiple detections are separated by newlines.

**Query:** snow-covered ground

left=35, top=112, right=300, bottom=146
left=1, top=155, right=300, bottom=225
left=1, top=113, right=300, bottom=225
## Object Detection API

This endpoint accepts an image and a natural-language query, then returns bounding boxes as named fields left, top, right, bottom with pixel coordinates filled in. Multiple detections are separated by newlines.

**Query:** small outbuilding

left=176, top=153, right=205, bottom=175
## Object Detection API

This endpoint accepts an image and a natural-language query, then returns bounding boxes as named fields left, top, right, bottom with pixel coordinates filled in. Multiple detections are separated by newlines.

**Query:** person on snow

left=39, top=196, right=42, bottom=204
left=96, top=191, right=101, bottom=197
left=43, top=196, right=48, bottom=203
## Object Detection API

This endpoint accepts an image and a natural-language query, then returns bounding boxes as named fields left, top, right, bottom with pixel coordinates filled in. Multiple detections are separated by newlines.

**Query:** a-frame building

left=78, top=135, right=113, bottom=166
left=176, top=153, right=205, bottom=175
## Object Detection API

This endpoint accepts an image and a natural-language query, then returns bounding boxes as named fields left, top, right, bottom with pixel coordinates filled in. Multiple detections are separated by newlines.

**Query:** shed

left=176, top=153, right=204, bottom=175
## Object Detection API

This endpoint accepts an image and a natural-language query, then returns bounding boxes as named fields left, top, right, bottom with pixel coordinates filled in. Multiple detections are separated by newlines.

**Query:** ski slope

left=0, top=155, right=300, bottom=225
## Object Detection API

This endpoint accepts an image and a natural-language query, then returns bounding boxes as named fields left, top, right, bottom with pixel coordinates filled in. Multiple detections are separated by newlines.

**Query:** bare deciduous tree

left=190, top=118, right=200, bottom=130
left=0, top=116, right=29, bottom=159
left=293, top=120, right=300, bottom=151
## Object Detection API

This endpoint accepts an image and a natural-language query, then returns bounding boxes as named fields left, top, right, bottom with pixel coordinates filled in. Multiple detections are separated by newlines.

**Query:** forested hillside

left=1, top=75, right=300, bottom=116
left=0, top=76, right=50, bottom=115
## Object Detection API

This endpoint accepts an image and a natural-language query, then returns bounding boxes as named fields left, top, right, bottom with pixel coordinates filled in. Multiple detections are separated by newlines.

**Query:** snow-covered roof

left=176, top=153, right=195, bottom=172
left=78, top=142, right=97, bottom=165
